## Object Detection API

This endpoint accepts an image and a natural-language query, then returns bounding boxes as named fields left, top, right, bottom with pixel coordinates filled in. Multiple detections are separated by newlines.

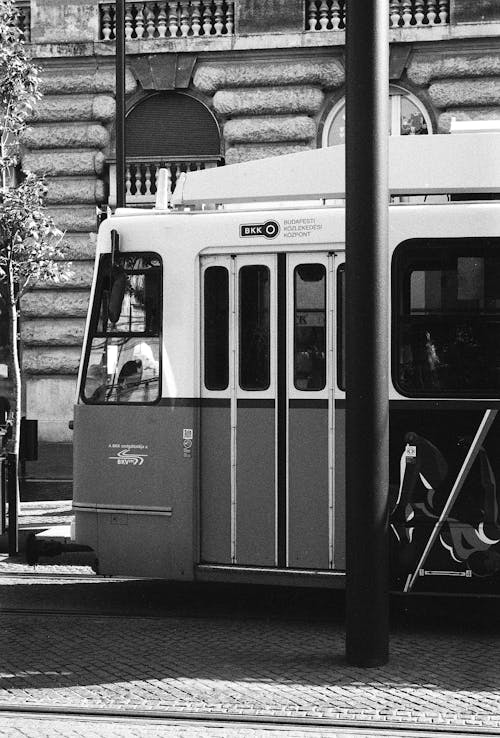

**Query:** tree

left=0, top=0, right=70, bottom=474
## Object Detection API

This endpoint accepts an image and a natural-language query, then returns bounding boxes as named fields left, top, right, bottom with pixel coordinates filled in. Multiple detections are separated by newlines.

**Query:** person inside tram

left=410, top=328, right=441, bottom=389
left=132, top=340, right=159, bottom=381
left=117, top=359, right=144, bottom=402
left=85, top=363, right=109, bottom=402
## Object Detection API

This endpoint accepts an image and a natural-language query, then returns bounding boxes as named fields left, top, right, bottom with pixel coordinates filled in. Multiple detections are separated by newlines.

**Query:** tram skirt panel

left=236, top=404, right=276, bottom=566
left=200, top=403, right=232, bottom=564
left=288, top=405, right=330, bottom=570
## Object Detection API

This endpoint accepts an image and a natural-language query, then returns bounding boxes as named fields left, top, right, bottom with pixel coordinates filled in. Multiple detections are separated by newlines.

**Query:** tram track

left=0, top=706, right=499, bottom=737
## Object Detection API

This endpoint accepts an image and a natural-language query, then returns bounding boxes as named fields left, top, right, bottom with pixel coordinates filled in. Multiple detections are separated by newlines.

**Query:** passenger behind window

left=117, top=359, right=144, bottom=403
left=132, top=341, right=159, bottom=381
left=410, top=329, right=441, bottom=390
left=86, top=363, right=108, bottom=402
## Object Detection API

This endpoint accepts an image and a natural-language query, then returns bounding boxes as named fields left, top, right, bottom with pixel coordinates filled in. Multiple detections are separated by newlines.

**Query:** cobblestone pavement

left=0, top=602, right=500, bottom=731
left=0, top=714, right=480, bottom=738
left=17, top=501, right=74, bottom=530
left=1, top=507, right=500, bottom=736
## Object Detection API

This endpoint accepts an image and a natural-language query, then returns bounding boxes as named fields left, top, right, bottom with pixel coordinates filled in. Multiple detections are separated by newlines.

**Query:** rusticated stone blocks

left=22, top=290, right=91, bottom=319
left=225, top=142, right=314, bottom=164
left=213, top=87, right=325, bottom=117
left=407, top=54, right=500, bottom=87
left=21, top=318, right=86, bottom=347
left=438, top=106, right=500, bottom=132
left=22, top=347, right=82, bottom=375
left=29, top=94, right=115, bottom=123
left=429, top=78, right=500, bottom=108
left=46, top=206, right=97, bottom=233
left=193, top=60, right=345, bottom=94
left=39, top=67, right=136, bottom=96
left=21, top=122, right=109, bottom=150
left=22, top=150, right=106, bottom=177
left=45, top=178, right=105, bottom=205
left=224, top=116, right=316, bottom=144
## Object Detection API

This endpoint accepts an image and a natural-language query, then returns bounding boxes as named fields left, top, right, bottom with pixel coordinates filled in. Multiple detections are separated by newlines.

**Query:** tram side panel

left=236, top=402, right=276, bottom=566
left=73, top=404, right=196, bottom=579
left=200, top=401, right=232, bottom=564
left=288, top=404, right=330, bottom=569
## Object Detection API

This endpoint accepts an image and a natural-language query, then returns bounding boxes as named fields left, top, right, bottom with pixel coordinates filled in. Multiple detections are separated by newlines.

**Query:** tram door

left=200, top=252, right=336, bottom=570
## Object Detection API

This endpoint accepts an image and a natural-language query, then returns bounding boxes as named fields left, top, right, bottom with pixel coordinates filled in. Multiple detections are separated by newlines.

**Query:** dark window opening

left=395, top=239, right=500, bottom=396
left=204, top=267, right=229, bottom=391
left=239, top=265, right=270, bottom=391
left=294, top=264, right=326, bottom=391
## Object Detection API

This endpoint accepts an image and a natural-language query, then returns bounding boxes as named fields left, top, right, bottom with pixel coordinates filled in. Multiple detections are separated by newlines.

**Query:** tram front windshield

left=82, top=252, right=161, bottom=404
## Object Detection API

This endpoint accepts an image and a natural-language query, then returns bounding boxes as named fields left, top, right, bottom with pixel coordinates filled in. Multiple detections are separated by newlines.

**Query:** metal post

left=7, top=452, right=18, bottom=556
left=115, top=0, right=126, bottom=209
left=0, top=457, right=6, bottom=534
left=345, top=0, right=390, bottom=666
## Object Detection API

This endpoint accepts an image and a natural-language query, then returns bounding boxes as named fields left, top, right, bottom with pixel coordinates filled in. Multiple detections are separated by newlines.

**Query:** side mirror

left=108, top=265, right=127, bottom=324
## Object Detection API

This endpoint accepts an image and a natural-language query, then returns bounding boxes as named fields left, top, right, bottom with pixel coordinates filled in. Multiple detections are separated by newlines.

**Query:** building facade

left=18, top=0, right=500, bottom=445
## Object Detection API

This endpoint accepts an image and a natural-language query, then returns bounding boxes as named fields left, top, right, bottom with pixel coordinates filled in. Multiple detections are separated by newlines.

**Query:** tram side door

left=200, top=251, right=336, bottom=570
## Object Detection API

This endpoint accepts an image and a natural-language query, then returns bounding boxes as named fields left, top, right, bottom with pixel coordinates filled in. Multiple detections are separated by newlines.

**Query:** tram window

left=294, top=264, right=326, bottom=391
left=204, top=267, right=229, bottom=390
left=395, top=239, right=500, bottom=396
left=82, top=253, right=161, bottom=404
left=239, top=265, right=270, bottom=391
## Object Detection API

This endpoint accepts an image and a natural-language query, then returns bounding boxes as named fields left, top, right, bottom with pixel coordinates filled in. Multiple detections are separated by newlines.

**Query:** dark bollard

left=0, top=457, right=5, bottom=534
left=7, top=452, right=18, bottom=556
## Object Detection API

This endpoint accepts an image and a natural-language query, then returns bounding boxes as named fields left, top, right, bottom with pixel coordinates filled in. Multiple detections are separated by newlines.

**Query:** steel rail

left=0, top=705, right=499, bottom=736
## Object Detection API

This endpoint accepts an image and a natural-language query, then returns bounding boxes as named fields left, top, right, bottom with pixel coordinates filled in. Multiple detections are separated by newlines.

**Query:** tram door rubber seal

left=277, top=253, right=287, bottom=568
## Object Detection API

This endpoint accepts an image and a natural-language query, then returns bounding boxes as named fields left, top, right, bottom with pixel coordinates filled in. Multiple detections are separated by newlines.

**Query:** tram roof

left=169, top=133, right=500, bottom=208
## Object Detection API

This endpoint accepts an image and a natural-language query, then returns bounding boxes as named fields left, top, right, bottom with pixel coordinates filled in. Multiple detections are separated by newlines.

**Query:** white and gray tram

left=71, top=132, right=500, bottom=594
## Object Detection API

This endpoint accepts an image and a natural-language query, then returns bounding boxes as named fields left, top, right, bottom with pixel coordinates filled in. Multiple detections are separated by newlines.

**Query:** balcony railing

left=108, top=157, right=222, bottom=206
left=99, top=1, right=234, bottom=40
left=306, top=0, right=449, bottom=30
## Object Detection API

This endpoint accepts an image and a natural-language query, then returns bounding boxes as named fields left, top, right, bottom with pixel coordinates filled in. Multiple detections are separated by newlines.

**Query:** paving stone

left=0, top=508, right=500, bottom=731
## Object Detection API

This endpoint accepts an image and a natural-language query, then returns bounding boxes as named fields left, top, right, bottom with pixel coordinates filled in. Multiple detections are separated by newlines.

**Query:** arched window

left=321, top=86, right=433, bottom=148
left=110, top=91, right=222, bottom=206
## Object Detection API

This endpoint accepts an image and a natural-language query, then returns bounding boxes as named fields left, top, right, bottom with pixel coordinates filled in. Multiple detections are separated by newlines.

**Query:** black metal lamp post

left=115, top=0, right=126, bottom=209
left=345, top=0, right=390, bottom=667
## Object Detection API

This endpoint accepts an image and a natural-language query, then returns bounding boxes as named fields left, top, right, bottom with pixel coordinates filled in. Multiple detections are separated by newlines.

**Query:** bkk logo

left=240, top=220, right=280, bottom=239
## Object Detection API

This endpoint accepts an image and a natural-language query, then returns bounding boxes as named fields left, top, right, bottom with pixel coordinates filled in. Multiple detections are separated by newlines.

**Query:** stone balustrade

left=99, top=1, right=234, bottom=40
left=108, top=157, right=221, bottom=205
left=306, top=0, right=449, bottom=30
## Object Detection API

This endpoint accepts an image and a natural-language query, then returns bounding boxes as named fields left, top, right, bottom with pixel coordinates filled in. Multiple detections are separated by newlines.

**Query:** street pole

left=115, top=0, right=126, bottom=209
left=345, top=0, right=390, bottom=666
left=7, top=452, right=18, bottom=556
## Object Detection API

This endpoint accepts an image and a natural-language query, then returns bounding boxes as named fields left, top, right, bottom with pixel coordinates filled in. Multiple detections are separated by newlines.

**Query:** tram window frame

left=293, top=263, right=327, bottom=391
left=239, top=265, right=271, bottom=391
left=393, top=238, right=500, bottom=398
left=81, top=251, right=162, bottom=405
left=204, top=266, right=229, bottom=391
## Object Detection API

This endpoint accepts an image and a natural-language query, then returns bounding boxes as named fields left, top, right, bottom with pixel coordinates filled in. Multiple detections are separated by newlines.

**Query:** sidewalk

left=0, top=507, right=500, bottom=732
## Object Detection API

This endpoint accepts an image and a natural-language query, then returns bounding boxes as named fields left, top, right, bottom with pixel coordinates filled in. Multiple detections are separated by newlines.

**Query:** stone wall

left=19, top=61, right=136, bottom=441
left=193, top=58, right=345, bottom=163
left=405, top=52, right=500, bottom=132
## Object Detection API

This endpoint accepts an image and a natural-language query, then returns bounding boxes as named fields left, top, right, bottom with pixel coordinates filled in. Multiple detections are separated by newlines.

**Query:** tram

left=71, top=131, right=500, bottom=594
